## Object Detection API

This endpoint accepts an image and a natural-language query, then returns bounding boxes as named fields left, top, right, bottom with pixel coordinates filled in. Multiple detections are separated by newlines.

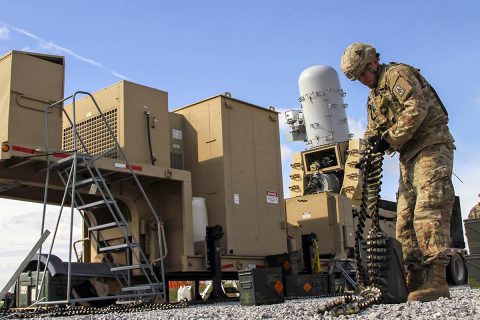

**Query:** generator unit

left=62, top=81, right=170, bottom=168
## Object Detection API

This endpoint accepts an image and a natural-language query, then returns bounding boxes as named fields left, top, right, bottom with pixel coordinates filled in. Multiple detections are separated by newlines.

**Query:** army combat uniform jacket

left=364, top=63, right=454, bottom=162
left=365, top=63, right=455, bottom=266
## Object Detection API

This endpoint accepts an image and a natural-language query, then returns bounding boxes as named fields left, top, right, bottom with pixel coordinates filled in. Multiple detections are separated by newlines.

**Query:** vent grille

left=63, top=108, right=119, bottom=158
left=170, top=152, right=183, bottom=169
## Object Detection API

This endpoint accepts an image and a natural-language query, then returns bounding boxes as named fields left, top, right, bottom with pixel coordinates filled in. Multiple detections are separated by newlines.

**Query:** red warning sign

left=266, top=191, right=279, bottom=204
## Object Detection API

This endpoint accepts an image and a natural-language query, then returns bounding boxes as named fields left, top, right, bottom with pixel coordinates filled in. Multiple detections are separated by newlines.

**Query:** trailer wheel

left=447, top=253, right=467, bottom=285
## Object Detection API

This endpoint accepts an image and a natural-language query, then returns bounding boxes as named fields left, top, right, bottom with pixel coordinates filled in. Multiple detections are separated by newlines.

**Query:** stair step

left=114, top=293, right=160, bottom=304
left=71, top=177, right=104, bottom=189
left=88, top=221, right=125, bottom=232
left=111, top=264, right=150, bottom=272
left=99, top=243, right=138, bottom=252
left=77, top=199, right=114, bottom=210
left=115, top=299, right=138, bottom=305
left=121, top=283, right=162, bottom=292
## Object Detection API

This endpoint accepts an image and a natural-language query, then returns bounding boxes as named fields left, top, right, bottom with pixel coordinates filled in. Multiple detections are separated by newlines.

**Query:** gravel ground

left=21, top=286, right=480, bottom=320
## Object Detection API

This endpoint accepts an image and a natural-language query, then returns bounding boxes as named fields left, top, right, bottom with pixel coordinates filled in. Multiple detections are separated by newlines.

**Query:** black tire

left=447, top=253, right=467, bottom=285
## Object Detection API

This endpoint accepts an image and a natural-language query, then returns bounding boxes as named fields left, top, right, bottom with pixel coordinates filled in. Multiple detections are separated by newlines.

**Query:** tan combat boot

left=407, top=264, right=450, bottom=302
left=406, top=268, right=424, bottom=293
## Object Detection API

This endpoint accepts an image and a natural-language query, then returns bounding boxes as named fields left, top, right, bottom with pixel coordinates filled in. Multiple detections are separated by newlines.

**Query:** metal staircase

left=35, top=91, right=166, bottom=306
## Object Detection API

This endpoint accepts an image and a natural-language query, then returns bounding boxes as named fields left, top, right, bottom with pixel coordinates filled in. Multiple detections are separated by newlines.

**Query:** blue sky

left=0, top=0, right=479, bottom=289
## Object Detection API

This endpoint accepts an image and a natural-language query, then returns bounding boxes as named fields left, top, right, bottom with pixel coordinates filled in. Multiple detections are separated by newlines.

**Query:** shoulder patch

left=391, top=76, right=413, bottom=102
left=394, top=84, right=405, bottom=96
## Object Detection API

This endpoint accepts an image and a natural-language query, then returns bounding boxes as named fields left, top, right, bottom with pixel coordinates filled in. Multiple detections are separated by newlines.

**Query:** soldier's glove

left=368, top=135, right=390, bottom=154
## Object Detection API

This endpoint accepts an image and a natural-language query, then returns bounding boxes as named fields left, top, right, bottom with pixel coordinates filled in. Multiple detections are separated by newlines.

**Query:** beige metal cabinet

left=286, top=192, right=354, bottom=259
left=175, top=95, right=287, bottom=256
left=63, top=81, right=170, bottom=168
left=0, top=51, right=64, bottom=157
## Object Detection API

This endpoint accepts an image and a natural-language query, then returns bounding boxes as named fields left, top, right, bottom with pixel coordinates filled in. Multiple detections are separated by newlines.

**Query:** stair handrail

left=44, top=91, right=166, bottom=302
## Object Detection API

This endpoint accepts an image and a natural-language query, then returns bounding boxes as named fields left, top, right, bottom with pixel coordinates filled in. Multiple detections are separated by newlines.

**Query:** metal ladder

left=36, top=91, right=166, bottom=306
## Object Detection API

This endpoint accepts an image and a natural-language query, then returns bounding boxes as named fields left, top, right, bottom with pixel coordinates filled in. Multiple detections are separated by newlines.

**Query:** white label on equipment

left=86, top=111, right=92, bottom=118
left=302, top=212, right=311, bottom=219
left=234, top=194, right=240, bottom=204
left=20, top=286, right=27, bottom=294
left=89, top=183, right=98, bottom=195
left=31, top=287, right=36, bottom=302
left=115, top=163, right=126, bottom=169
left=172, top=129, right=183, bottom=140
left=172, top=143, right=181, bottom=149
left=266, top=191, right=278, bottom=204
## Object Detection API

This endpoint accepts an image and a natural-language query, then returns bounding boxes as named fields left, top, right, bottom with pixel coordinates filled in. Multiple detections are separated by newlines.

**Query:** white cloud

left=0, top=25, right=9, bottom=40
left=21, top=45, right=33, bottom=52
left=17, top=32, right=102, bottom=67
left=0, top=21, right=127, bottom=79
left=281, top=144, right=293, bottom=162
left=111, top=70, right=130, bottom=80
left=348, top=117, right=366, bottom=138
left=0, top=200, right=82, bottom=290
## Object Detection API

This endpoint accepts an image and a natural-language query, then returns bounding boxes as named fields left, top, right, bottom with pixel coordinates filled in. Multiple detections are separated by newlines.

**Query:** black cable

left=144, top=111, right=156, bottom=165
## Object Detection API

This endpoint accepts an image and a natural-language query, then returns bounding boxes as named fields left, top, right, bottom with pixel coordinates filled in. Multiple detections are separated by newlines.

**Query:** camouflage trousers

left=396, top=143, right=454, bottom=268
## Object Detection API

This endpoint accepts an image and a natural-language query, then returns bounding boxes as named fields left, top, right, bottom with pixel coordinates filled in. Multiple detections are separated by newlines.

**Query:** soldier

left=340, top=43, right=455, bottom=302
left=468, top=196, right=480, bottom=219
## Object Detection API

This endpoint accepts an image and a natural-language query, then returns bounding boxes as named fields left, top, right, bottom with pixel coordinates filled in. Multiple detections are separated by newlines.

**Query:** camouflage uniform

left=469, top=202, right=480, bottom=219
left=364, top=63, right=455, bottom=267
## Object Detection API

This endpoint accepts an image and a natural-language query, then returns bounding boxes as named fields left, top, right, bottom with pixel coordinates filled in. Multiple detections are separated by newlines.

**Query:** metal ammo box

left=16, top=254, right=115, bottom=307
left=285, top=273, right=329, bottom=297
left=466, top=254, right=480, bottom=289
left=238, top=267, right=284, bottom=306
left=17, top=270, right=90, bottom=307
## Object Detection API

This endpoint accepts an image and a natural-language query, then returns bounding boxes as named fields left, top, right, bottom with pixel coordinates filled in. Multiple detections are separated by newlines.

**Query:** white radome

left=298, top=65, right=351, bottom=148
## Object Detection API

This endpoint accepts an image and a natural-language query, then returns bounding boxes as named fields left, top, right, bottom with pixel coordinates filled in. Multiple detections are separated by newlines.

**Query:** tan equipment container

left=62, top=81, right=170, bottom=168
left=285, top=138, right=396, bottom=260
left=286, top=192, right=355, bottom=259
left=175, top=95, right=287, bottom=257
left=0, top=51, right=64, bottom=158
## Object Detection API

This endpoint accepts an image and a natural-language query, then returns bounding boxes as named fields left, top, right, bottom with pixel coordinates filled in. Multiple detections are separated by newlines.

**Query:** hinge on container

left=289, top=173, right=302, bottom=181
left=290, top=162, right=302, bottom=170
left=289, top=185, right=301, bottom=192
left=346, top=173, right=359, bottom=180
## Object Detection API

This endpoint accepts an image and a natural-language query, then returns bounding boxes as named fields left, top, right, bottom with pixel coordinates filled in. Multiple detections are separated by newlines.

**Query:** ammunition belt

left=285, top=292, right=345, bottom=300
left=318, top=144, right=387, bottom=317
left=0, top=299, right=188, bottom=318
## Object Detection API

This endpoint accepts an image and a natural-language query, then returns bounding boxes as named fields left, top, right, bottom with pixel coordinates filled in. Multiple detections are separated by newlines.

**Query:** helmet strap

left=366, top=63, right=380, bottom=87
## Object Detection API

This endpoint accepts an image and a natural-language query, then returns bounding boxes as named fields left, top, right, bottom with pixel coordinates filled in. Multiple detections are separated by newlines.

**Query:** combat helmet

left=341, top=43, right=377, bottom=80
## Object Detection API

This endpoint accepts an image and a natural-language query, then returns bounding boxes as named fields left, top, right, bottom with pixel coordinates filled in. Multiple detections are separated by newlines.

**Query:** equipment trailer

left=0, top=51, right=468, bottom=310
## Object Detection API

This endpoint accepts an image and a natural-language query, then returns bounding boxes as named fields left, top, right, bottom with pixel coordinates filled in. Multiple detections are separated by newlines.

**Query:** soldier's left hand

left=372, top=137, right=390, bottom=154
